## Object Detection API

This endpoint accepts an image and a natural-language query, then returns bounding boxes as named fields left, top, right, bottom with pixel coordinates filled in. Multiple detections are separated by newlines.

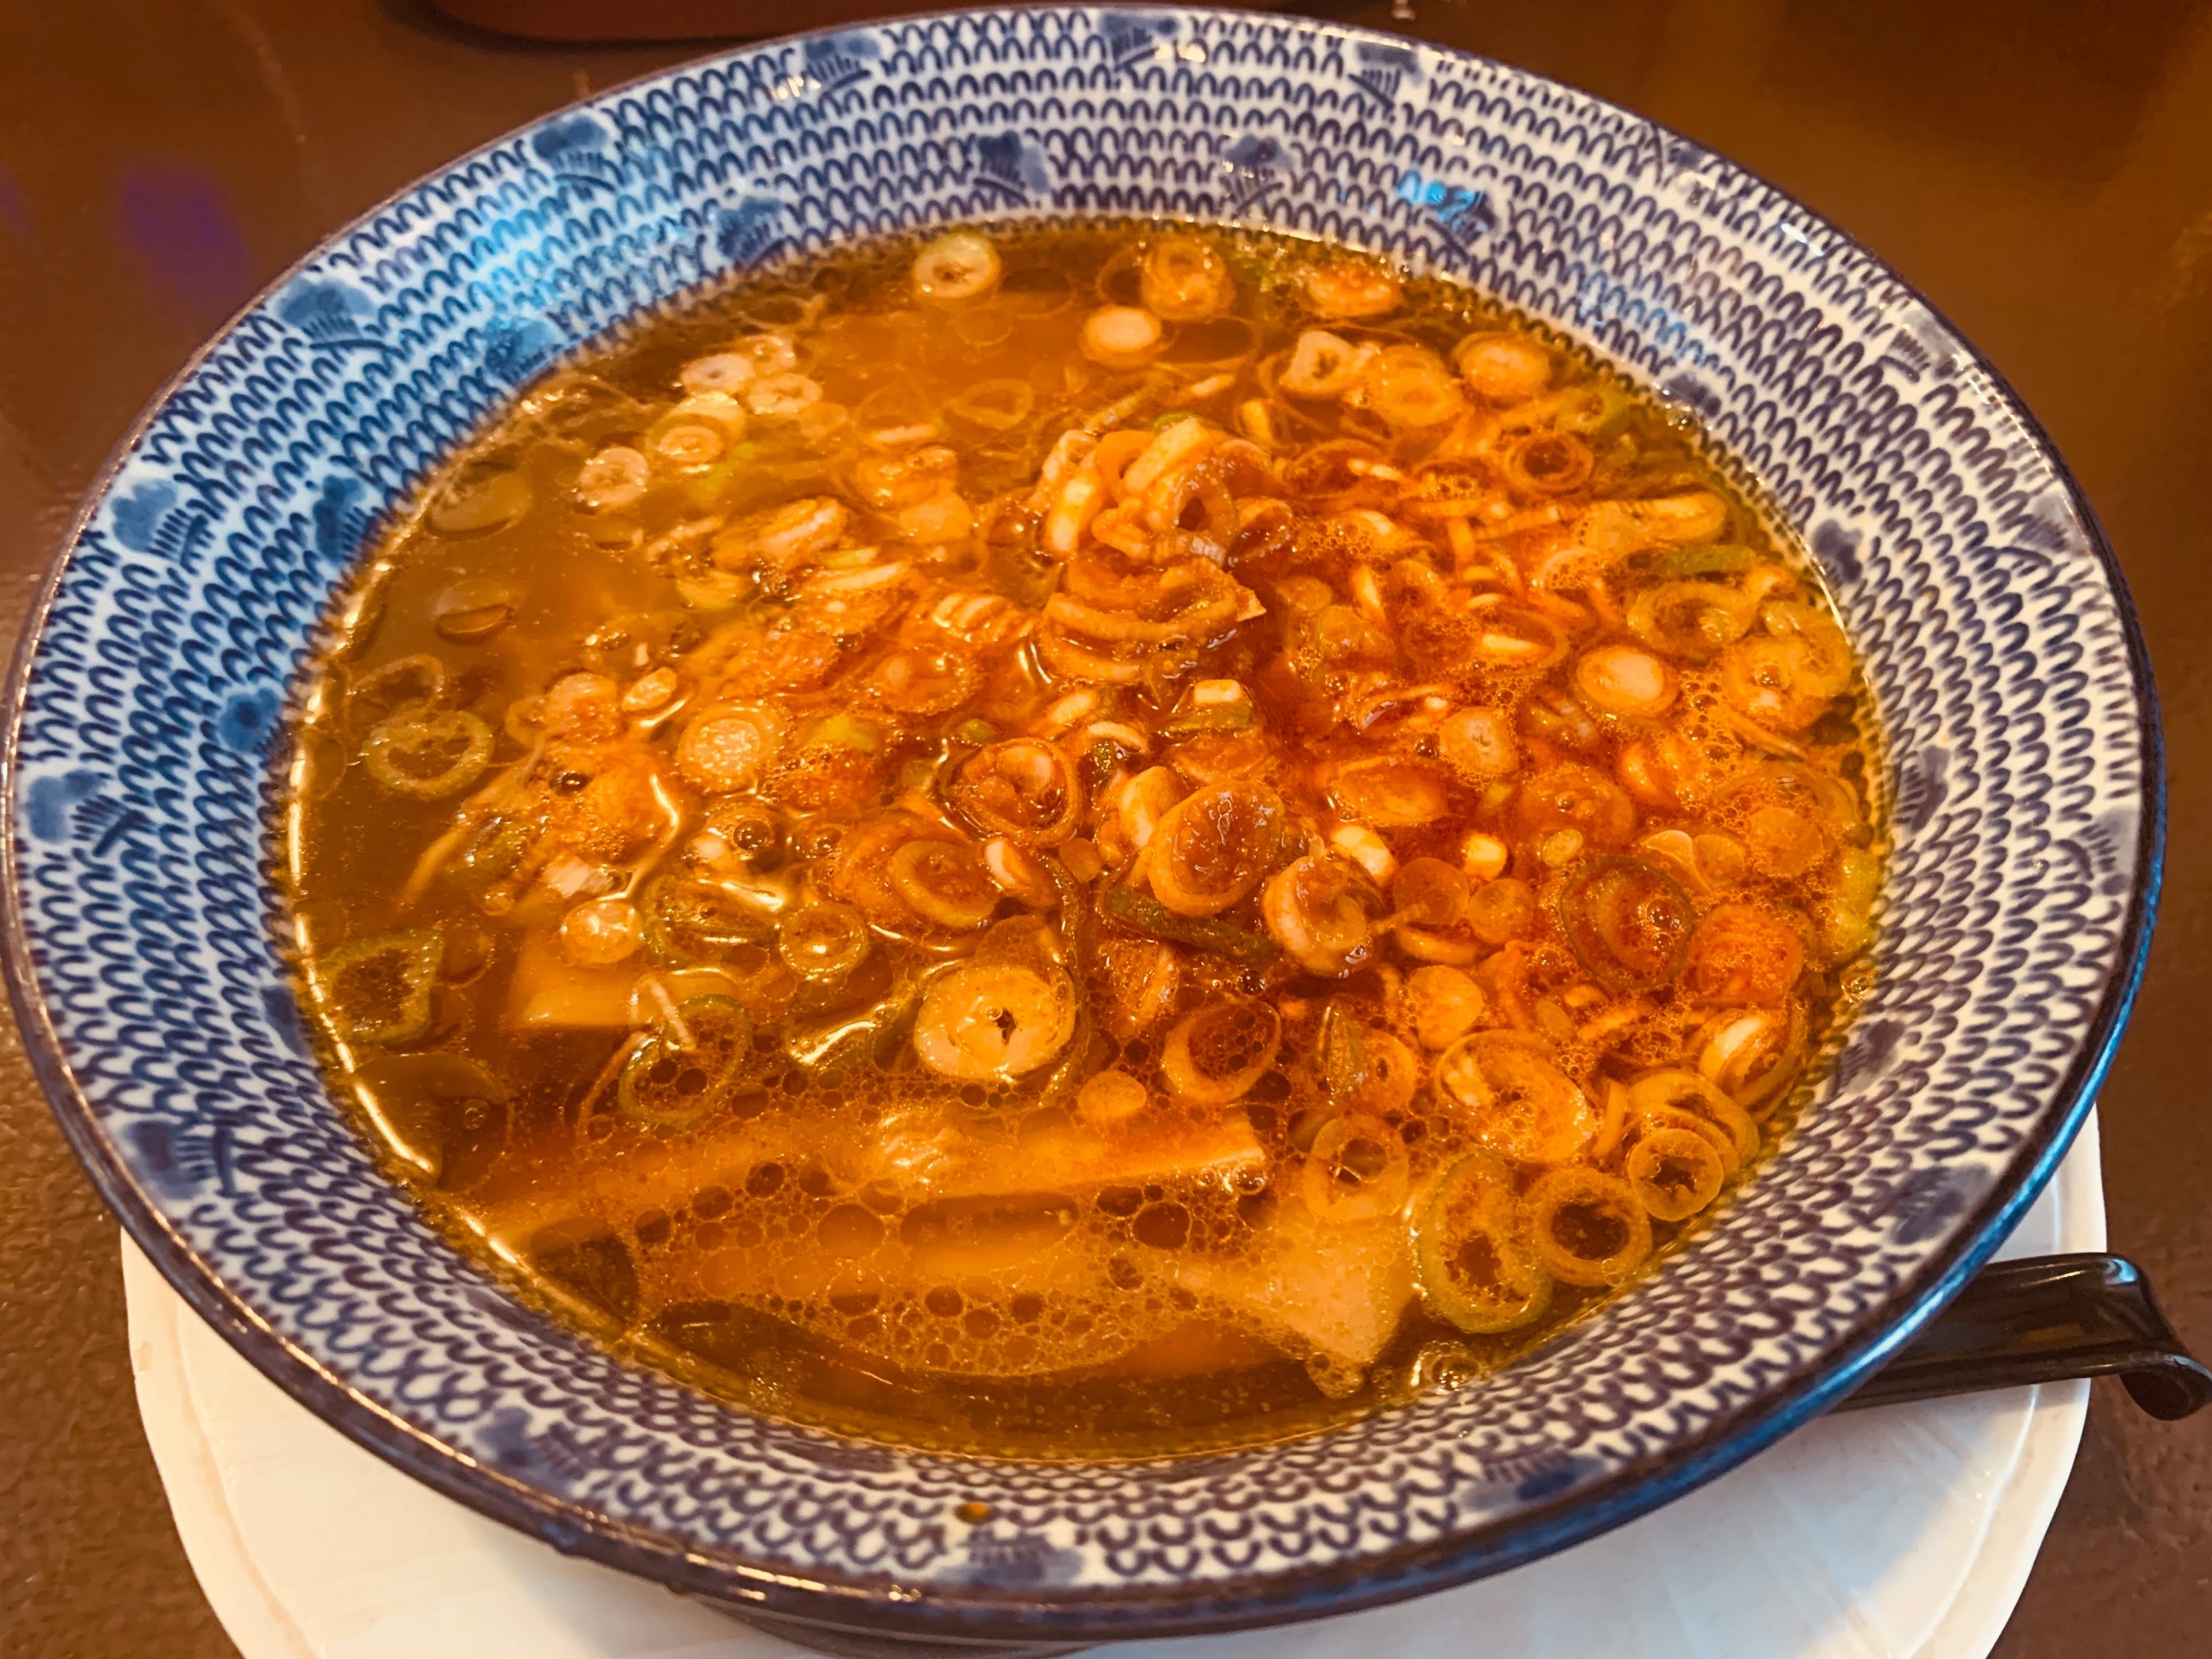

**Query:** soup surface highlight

left=286, top=224, right=1882, bottom=1456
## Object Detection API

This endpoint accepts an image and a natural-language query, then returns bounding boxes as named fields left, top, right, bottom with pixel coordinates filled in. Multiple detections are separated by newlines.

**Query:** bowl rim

left=0, top=6, right=2165, bottom=1642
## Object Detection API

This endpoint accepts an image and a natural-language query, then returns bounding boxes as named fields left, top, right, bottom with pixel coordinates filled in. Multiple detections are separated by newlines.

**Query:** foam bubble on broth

left=283, top=223, right=1884, bottom=1457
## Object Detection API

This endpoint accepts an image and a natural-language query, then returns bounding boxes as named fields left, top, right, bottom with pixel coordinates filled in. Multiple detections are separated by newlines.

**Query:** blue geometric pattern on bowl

left=1, top=5, right=2155, bottom=1641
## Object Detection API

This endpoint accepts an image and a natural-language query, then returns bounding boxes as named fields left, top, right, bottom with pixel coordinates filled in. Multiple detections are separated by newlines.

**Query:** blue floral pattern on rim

left=0, top=7, right=2158, bottom=1644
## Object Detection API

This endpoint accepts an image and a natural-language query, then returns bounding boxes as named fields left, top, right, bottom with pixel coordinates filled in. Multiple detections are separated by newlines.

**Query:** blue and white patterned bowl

left=1, top=8, right=2159, bottom=1647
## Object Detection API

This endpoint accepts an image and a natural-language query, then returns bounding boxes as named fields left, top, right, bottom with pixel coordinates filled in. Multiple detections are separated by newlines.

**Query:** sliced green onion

left=1522, top=1165, right=1652, bottom=1287
left=320, top=931, right=442, bottom=1046
left=676, top=571, right=748, bottom=611
left=429, top=467, right=531, bottom=536
left=432, top=578, right=518, bottom=645
left=1414, top=1153, right=1553, bottom=1334
left=785, top=966, right=926, bottom=1075
left=1551, top=383, right=1633, bottom=441
left=1315, top=999, right=1368, bottom=1107
left=1302, top=1111, right=1410, bottom=1224
left=944, top=378, right=1037, bottom=433
left=451, top=817, right=529, bottom=886
left=1160, top=995, right=1281, bottom=1105
left=887, top=841, right=999, bottom=931
left=642, top=875, right=782, bottom=963
left=776, top=899, right=874, bottom=979
left=1656, top=543, right=1757, bottom=579
left=1557, top=855, right=1694, bottom=992
left=644, top=399, right=743, bottom=474
left=361, top=708, right=493, bottom=799
left=1159, top=702, right=1257, bottom=738
left=1102, top=882, right=1278, bottom=964
left=800, top=711, right=883, bottom=755
left=686, top=442, right=762, bottom=509
left=1082, top=739, right=1121, bottom=792
left=1625, top=580, right=1757, bottom=663
left=617, top=995, right=754, bottom=1133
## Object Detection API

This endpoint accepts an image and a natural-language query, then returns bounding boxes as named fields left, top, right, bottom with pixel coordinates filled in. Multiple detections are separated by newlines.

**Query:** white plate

left=125, top=1114, right=2103, bottom=1659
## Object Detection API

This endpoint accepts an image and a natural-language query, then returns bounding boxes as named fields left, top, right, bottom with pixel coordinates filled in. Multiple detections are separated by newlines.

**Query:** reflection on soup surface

left=286, top=224, right=1881, bottom=1455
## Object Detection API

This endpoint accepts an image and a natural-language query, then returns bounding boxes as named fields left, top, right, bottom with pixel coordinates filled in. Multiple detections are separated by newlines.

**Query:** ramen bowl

left=3, top=7, right=2157, bottom=1648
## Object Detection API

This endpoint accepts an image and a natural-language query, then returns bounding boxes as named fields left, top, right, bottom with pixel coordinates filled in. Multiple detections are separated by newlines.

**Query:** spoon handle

left=1844, top=1254, right=2212, bottom=1420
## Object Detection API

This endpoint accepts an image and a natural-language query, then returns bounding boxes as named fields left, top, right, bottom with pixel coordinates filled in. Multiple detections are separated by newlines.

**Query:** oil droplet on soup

left=285, top=224, right=1883, bottom=1457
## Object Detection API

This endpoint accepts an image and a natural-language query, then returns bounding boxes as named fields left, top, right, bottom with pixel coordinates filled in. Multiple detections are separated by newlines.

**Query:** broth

left=284, top=224, right=1882, bottom=1457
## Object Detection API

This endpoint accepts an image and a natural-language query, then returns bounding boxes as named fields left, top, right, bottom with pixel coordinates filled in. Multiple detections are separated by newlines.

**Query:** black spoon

left=1841, top=1253, right=2212, bottom=1420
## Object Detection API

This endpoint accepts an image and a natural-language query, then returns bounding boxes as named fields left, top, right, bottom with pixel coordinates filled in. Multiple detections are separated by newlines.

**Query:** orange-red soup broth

left=288, top=224, right=1882, bottom=1455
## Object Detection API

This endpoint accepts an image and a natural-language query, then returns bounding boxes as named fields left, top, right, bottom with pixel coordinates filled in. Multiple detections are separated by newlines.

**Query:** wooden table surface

left=3, top=1, right=2209, bottom=1652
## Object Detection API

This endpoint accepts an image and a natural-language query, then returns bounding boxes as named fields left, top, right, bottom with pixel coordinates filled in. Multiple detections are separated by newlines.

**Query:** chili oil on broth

left=283, top=222, right=1884, bottom=1459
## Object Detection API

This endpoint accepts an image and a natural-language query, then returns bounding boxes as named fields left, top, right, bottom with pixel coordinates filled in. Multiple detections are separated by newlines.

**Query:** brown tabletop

left=3, top=1, right=2209, bottom=1652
